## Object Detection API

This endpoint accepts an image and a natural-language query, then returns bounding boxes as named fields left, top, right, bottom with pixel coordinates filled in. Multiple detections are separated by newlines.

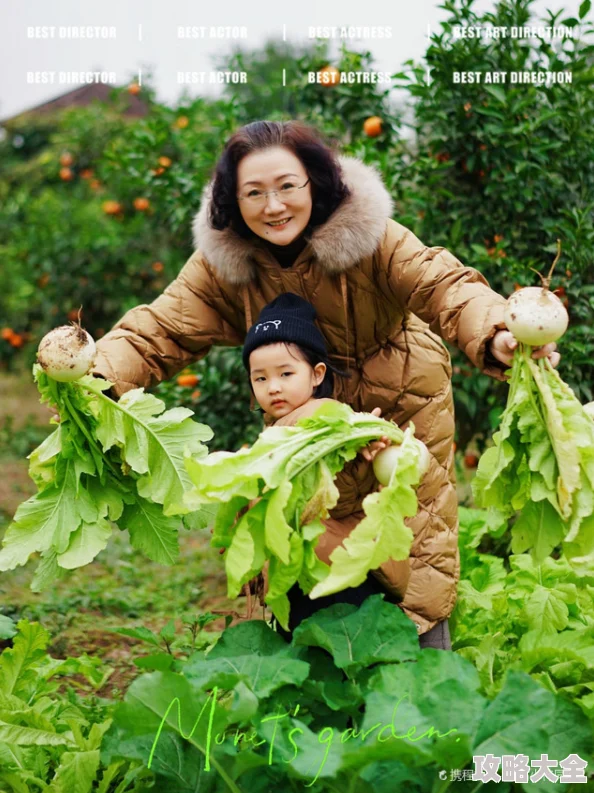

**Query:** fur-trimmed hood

left=192, top=155, right=394, bottom=285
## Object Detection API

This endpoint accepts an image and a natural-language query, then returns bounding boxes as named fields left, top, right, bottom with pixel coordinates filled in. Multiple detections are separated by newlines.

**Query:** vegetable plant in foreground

left=184, top=400, right=427, bottom=630
left=100, top=595, right=594, bottom=792
left=0, top=324, right=216, bottom=589
left=472, top=242, right=594, bottom=572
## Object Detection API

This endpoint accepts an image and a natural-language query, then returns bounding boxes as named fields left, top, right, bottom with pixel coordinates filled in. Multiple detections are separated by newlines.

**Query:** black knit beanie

left=242, top=293, right=328, bottom=369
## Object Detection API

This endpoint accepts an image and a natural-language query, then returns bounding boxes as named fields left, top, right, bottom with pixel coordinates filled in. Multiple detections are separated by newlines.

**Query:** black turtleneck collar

left=258, top=231, right=309, bottom=269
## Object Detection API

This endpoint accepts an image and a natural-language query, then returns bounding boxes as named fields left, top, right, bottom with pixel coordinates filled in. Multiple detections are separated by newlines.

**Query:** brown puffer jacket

left=92, top=154, right=509, bottom=635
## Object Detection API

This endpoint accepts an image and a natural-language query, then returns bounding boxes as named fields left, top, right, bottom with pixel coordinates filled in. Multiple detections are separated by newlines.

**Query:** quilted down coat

left=92, top=154, right=510, bottom=635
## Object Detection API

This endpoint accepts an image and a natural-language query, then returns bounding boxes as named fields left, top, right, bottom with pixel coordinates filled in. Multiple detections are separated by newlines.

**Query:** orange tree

left=1, top=7, right=592, bottom=450
left=389, top=0, right=594, bottom=448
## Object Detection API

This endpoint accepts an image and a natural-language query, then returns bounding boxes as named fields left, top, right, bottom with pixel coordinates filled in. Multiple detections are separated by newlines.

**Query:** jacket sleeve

left=269, top=398, right=378, bottom=519
left=381, top=218, right=510, bottom=382
left=92, top=252, right=243, bottom=397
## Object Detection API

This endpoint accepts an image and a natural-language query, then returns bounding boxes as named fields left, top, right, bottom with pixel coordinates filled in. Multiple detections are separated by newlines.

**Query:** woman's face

left=249, top=342, right=325, bottom=419
left=236, top=146, right=312, bottom=245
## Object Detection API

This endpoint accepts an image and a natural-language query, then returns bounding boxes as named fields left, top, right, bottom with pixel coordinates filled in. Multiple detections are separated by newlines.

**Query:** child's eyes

left=253, top=372, right=292, bottom=382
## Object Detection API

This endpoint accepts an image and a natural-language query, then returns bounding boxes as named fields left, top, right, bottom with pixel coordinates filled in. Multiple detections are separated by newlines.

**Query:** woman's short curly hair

left=208, top=120, right=351, bottom=238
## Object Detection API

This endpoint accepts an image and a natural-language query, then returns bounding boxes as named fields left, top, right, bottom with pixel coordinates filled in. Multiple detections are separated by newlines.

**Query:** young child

left=241, top=292, right=410, bottom=639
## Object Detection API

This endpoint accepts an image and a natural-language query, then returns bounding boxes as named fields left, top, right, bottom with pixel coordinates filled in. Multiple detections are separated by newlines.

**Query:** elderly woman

left=92, top=120, right=560, bottom=649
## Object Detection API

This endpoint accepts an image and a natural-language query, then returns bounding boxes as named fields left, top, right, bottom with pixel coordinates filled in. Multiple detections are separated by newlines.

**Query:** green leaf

left=45, top=749, right=100, bottom=793
left=484, top=85, right=506, bottom=104
left=91, top=385, right=212, bottom=516
left=0, top=616, right=17, bottom=640
left=0, top=621, right=50, bottom=697
left=0, top=720, right=77, bottom=748
left=184, top=623, right=309, bottom=698
left=511, top=500, right=565, bottom=562
left=579, top=0, right=591, bottom=19
left=56, top=518, right=113, bottom=569
left=310, top=427, right=418, bottom=598
left=100, top=671, right=239, bottom=790
left=293, top=594, right=419, bottom=675
left=264, top=477, right=293, bottom=565
left=0, top=459, right=81, bottom=570
left=118, top=499, right=180, bottom=565
left=474, top=670, right=593, bottom=764
left=522, top=585, right=569, bottom=633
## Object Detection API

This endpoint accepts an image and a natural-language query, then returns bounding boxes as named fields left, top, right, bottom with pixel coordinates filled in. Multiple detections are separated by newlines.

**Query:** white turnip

left=503, top=239, right=568, bottom=346
left=373, top=438, right=430, bottom=486
left=37, top=324, right=96, bottom=382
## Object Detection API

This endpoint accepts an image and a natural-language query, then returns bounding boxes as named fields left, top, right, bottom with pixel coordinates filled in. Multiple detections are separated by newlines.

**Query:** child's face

left=249, top=343, right=326, bottom=419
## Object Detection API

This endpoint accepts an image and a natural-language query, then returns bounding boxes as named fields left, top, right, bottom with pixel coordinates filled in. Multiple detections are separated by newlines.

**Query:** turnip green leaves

left=184, top=401, right=422, bottom=630
left=0, top=366, right=215, bottom=586
left=472, top=346, right=594, bottom=572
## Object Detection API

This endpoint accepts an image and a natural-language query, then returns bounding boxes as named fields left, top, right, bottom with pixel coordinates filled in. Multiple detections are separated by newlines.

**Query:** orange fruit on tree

left=363, top=116, right=383, bottom=137
left=102, top=200, right=122, bottom=215
left=38, top=274, right=50, bottom=288
left=464, top=453, right=479, bottom=469
left=9, top=333, right=24, bottom=348
left=158, top=156, right=172, bottom=168
left=151, top=261, right=164, bottom=273
left=59, top=152, right=74, bottom=167
left=174, top=116, right=189, bottom=129
left=1, top=327, right=14, bottom=341
left=318, top=65, right=340, bottom=86
left=133, top=197, right=150, bottom=211
left=493, top=234, right=503, bottom=243
left=80, top=169, right=94, bottom=180
left=190, top=389, right=201, bottom=400
left=152, top=167, right=165, bottom=176
left=89, top=179, right=102, bottom=191
left=177, top=374, right=199, bottom=387
left=128, top=82, right=141, bottom=95
left=59, top=167, right=73, bottom=181
left=67, top=309, right=82, bottom=322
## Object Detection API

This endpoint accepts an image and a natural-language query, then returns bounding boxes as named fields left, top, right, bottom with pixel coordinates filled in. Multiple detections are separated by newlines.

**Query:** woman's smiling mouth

left=267, top=218, right=291, bottom=227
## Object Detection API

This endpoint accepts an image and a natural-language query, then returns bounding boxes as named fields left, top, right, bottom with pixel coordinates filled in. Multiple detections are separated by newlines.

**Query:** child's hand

left=361, top=436, right=391, bottom=462
left=360, top=407, right=391, bottom=462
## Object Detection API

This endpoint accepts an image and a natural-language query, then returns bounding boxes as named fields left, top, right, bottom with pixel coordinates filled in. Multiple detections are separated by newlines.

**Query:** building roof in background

left=0, top=83, right=149, bottom=125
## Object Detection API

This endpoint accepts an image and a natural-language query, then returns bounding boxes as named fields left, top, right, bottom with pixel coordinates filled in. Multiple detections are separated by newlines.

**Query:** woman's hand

left=360, top=407, right=392, bottom=462
left=489, top=329, right=561, bottom=369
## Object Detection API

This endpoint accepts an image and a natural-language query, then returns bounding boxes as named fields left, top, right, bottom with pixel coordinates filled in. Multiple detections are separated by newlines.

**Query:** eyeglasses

left=237, top=177, right=310, bottom=206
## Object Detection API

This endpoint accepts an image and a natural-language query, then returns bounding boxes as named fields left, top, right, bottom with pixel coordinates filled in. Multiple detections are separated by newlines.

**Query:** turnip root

left=37, top=324, right=96, bottom=382
left=503, top=239, right=568, bottom=345
left=373, top=438, right=430, bottom=486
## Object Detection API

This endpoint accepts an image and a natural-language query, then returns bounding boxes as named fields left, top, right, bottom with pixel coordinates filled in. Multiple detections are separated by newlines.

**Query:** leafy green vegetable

left=102, top=595, right=593, bottom=792
left=472, top=346, right=594, bottom=570
left=185, top=400, right=422, bottom=629
left=0, top=619, right=145, bottom=793
left=453, top=506, right=594, bottom=722
left=0, top=366, right=215, bottom=586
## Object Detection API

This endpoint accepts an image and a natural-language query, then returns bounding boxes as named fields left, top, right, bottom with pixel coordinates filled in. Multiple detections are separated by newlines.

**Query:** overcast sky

left=0, top=0, right=581, bottom=121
